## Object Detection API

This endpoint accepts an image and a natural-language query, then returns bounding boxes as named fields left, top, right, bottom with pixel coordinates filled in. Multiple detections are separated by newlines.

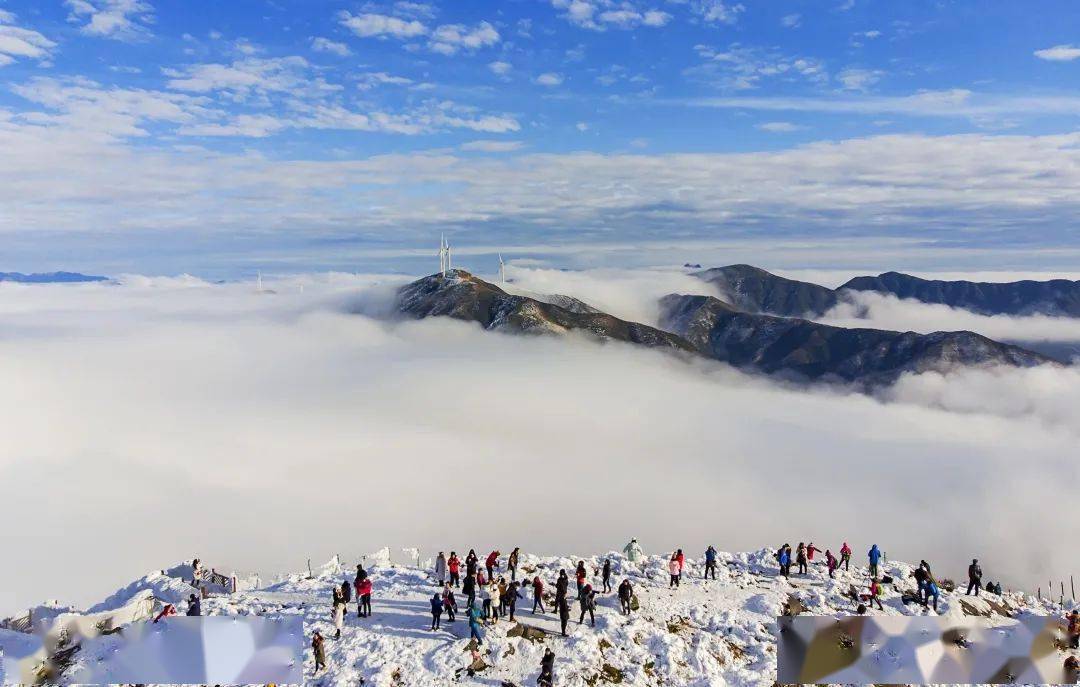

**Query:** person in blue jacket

left=925, top=578, right=940, bottom=611
left=430, top=593, right=444, bottom=631
left=868, top=545, right=882, bottom=578
left=468, top=602, right=485, bottom=645
left=778, top=545, right=791, bottom=578
left=704, top=546, right=718, bottom=580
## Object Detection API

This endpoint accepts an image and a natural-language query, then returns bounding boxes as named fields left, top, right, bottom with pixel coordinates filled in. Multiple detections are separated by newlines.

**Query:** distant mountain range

left=394, top=269, right=1056, bottom=387
left=0, top=271, right=108, bottom=283
left=694, top=264, right=1080, bottom=318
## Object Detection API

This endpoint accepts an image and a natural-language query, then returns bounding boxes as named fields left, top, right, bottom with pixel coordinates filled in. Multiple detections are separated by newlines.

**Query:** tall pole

left=499, top=254, right=505, bottom=283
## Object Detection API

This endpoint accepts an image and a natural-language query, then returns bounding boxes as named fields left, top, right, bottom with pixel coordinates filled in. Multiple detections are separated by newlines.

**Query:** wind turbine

left=499, top=253, right=506, bottom=283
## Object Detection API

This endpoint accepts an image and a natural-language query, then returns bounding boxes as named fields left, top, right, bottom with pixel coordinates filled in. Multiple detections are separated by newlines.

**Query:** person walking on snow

left=435, top=551, right=448, bottom=586
left=913, top=565, right=929, bottom=605
left=532, top=576, right=546, bottom=614
left=777, top=546, right=791, bottom=579
left=704, top=546, right=718, bottom=580
left=796, top=543, right=808, bottom=575
left=468, top=602, right=485, bottom=646
left=508, top=547, right=520, bottom=582
left=868, top=545, right=882, bottom=578
left=506, top=580, right=523, bottom=621
left=676, top=549, right=686, bottom=579
left=925, top=576, right=940, bottom=612
left=555, top=570, right=569, bottom=610
left=618, top=578, right=634, bottom=615
left=840, top=542, right=852, bottom=571
left=537, top=648, right=555, bottom=687
left=312, top=630, right=326, bottom=672
left=868, top=577, right=884, bottom=611
left=668, top=555, right=681, bottom=588
left=602, top=558, right=612, bottom=593
left=448, top=552, right=461, bottom=587
left=575, top=561, right=587, bottom=593
left=966, top=559, right=982, bottom=596
left=489, top=580, right=501, bottom=623
left=357, top=576, right=372, bottom=617
left=578, top=582, right=596, bottom=626
left=558, top=595, right=570, bottom=636
left=623, top=538, right=643, bottom=563
left=826, top=549, right=838, bottom=578
left=807, top=543, right=821, bottom=563
left=443, top=583, right=457, bottom=622
left=430, top=592, right=444, bottom=631
left=486, top=550, right=500, bottom=581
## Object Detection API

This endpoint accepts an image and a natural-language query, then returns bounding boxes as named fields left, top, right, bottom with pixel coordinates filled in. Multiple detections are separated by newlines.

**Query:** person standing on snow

left=332, top=588, right=345, bottom=639
left=1066, top=610, right=1079, bottom=649
left=867, top=545, right=882, bottom=578
left=468, top=602, right=485, bottom=645
left=912, top=565, right=929, bottom=605
left=186, top=593, right=201, bottom=617
left=341, top=579, right=352, bottom=605
left=355, top=563, right=367, bottom=582
left=443, top=583, right=457, bottom=622
left=537, top=648, right=555, bottom=687
left=575, top=561, right=587, bottom=593
left=807, top=543, right=821, bottom=563
left=430, top=592, right=444, bottom=631
left=796, top=543, right=808, bottom=576
left=463, top=573, right=477, bottom=610
left=868, top=577, right=884, bottom=611
left=532, top=576, right=546, bottom=613
left=558, top=595, right=570, bottom=636
left=555, top=569, right=569, bottom=610
left=602, top=558, right=612, bottom=593
left=465, top=550, right=478, bottom=578
left=676, top=549, right=686, bottom=580
left=966, top=559, right=983, bottom=596
left=840, top=543, right=852, bottom=571
left=435, top=552, right=448, bottom=586
left=618, top=578, right=634, bottom=615
left=312, top=630, right=326, bottom=672
left=506, top=580, right=523, bottom=621
left=578, top=582, right=596, bottom=626
left=508, top=548, right=520, bottom=582
left=777, top=546, right=791, bottom=579
left=925, top=576, right=940, bottom=611
left=668, top=554, right=681, bottom=588
left=826, top=549, right=838, bottom=579
left=486, top=550, right=500, bottom=581
left=623, top=538, right=643, bottom=563
left=704, top=546, right=718, bottom=580
left=448, top=551, right=461, bottom=587
left=357, top=576, right=373, bottom=618
left=489, top=580, right=501, bottom=623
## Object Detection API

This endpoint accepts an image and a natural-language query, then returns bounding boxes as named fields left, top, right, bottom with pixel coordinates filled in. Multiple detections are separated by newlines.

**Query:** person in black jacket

left=618, top=579, right=634, bottom=615
left=463, top=573, right=477, bottom=609
left=557, top=596, right=570, bottom=636
left=601, top=559, right=612, bottom=593
left=554, top=570, right=569, bottom=610
left=341, top=580, right=352, bottom=604
left=537, top=648, right=555, bottom=687
left=966, top=559, right=982, bottom=596
left=186, top=593, right=201, bottom=617
left=578, top=583, right=596, bottom=626
left=465, top=550, right=478, bottom=578
left=505, top=580, right=523, bottom=621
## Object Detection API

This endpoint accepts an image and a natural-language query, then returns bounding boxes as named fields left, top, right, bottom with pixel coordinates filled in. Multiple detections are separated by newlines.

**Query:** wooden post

left=307, top=558, right=313, bottom=579
left=1038, top=586, right=1041, bottom=600
left=1072, top=575, right=1076, bottom=602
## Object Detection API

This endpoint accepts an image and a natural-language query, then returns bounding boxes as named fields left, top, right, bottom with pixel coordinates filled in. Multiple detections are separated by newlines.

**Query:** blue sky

left=2, top=0, right=1080, bottom=276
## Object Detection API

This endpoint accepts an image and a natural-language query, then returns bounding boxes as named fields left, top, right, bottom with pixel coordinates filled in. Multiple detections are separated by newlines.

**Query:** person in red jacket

left=825, top=550, right=838, bottom=578
left=532, top=576, right=546, bottom=614
left=485, top=550, right=500, bottom=581
left=153, top=603, right=177, bottom=623
left=807, top=543, right=821, bottom=562
left=357, top=577, right=373, bottom=617
left=448, top=552, right=461, bottom=587
left=675, top=549, right=686, bottom=579
left=575, top=561, right=587, bottom=593
left=840, top=542, right=852, bottom=571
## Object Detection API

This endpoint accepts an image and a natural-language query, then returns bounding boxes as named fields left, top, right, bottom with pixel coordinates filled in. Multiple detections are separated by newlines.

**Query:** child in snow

left=443, top=584, right=457, bottom=622
left=430, top=593, right=443, bottom=630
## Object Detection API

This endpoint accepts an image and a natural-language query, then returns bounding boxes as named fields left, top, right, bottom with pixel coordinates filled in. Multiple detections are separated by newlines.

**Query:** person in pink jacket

left=668, top=555, right=681, bottom=588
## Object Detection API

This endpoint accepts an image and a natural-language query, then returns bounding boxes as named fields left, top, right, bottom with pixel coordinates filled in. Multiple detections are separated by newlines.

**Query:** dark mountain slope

left=693, top=265, right=839, bottom=317
left=840, top=271, right=1080, bottom=317
left=397, top=270, right=695, bottom=352
left=659, top=294, right=1053, bottom=385
left=0, top=271, right=108, bottom=283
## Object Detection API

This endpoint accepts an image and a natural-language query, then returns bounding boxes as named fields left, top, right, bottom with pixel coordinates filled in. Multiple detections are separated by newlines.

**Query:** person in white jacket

left=434, top=552, right=448, bottom=585
left=623, top=538, right=644, bottom=563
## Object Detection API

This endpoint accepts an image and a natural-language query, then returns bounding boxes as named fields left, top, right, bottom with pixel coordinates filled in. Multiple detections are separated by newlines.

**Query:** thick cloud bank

left=0, top=272, right=1076, bottom=614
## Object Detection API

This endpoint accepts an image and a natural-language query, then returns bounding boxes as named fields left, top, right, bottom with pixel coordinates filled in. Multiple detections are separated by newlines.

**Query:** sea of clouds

left=0, top=267, right=1077, bottom=615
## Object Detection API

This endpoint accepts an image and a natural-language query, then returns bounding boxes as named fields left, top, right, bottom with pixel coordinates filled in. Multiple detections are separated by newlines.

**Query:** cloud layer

left=0, top=272, right=1077, bottom=615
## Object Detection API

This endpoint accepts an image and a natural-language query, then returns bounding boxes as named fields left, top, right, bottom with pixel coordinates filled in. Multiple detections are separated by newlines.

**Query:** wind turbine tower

left=499, top=253, right=506, bottom=283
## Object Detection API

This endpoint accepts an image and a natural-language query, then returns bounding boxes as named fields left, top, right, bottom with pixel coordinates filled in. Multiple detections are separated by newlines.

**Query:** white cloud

left=643, top=10, right=672, bottom=26
left=0, top=274, right=1077, bottom=613
left=1034, top=44, right=1080, bottom=62
left=688, top=44, right=828, bottom=90
left=338, top=11, right=427, bottom=39
left=536, top=72, right=564, bottom=86
left=551, top=0, right=672, bottom=30
left=837, top=67, right=883, bottom=91
left=311, top=36, right=351, bottom=57
left=427, top=21, right=500, bottom=55
left=163, top=56, right=327, bottom=98
left=64, top=0, right=154, bottom=41
left=0, top=11, right=56, bottom=65
left=460, top=139, right=525, bottom=152
left=355, top=71, right=413, bottom=90
left=576, top=121, right=589, bottom=131
left=489, top=60, right=512, bottom=76
left=781, top=13, right=801, bottom=28
left=686, top=0, right=744, bottom=24
left=755, top=121, right=804, bottom=132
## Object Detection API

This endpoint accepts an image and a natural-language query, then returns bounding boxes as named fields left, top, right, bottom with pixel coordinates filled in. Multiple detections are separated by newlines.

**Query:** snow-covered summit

left=4, top=547, right=1076, bottom=686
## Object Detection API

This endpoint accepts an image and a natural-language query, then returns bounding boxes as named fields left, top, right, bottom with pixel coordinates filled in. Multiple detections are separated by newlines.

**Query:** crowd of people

left=305, top=542, right=1079, bottom=683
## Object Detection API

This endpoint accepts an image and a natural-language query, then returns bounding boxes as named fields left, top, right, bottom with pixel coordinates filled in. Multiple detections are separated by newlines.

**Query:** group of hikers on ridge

left=774, top=542, right=1006, bottom=614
